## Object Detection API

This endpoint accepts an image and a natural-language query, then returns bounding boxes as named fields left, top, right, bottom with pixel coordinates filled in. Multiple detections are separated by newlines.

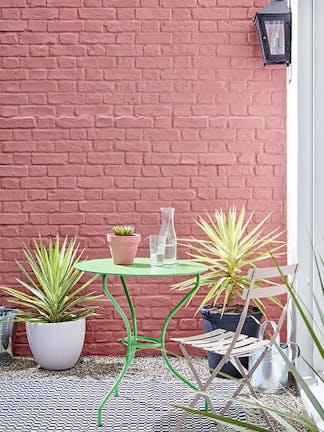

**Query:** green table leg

left=120, top=275, right=137, bottom=362
left=159, top=274, right=210, bottom=412
left=160, top=274, right=201, bottom=392
left=98, top=272, right=208, bottom=427
left=97, top=274, right=137, bottom=427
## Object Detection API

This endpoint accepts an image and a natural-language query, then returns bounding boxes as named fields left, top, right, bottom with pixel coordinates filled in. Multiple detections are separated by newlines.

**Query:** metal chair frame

left=171, top=264, right=298, bottom=432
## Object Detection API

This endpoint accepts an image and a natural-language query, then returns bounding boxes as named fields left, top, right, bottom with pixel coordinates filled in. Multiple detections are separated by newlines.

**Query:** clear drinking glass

left=149, top=235, right=166, bottom=267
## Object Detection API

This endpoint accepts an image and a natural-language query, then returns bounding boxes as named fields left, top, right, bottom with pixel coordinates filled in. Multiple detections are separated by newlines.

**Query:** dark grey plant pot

left=200, top=305, right=263, bottom=378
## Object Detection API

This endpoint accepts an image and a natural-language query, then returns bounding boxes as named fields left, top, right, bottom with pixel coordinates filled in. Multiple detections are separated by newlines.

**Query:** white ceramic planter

left=26, top=318, right=86, bottom=370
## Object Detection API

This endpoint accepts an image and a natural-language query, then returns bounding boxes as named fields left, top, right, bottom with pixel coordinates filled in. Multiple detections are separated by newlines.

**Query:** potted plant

left=174, top=206, right=286, bottom=377
left=0, top=236, right=101, bottom=371
left=107, top=225, right=141, bottom=265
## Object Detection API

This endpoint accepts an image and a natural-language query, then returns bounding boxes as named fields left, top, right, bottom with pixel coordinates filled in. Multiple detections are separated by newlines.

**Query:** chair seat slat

left=171, top=328, right=226, bottom=343
left=228, top=340, right=270, bottom=356
left=178, top=331, right=271, bottom=357
left=182, top=334, right=232, bottom=347
left=189, top=333, right=247, bottom=350
left=187, top=331, right=236, bottom=347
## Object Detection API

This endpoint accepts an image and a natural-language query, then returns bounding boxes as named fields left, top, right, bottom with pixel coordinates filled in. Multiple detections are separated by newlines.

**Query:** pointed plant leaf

left=0, top=235, right=102, bottom=323
left=170, top=404, right=271, bottom=432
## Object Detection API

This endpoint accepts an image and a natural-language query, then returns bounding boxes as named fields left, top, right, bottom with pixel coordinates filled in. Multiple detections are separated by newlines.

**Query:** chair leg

left=220, top=350, right=267, bottom=416
left=174, top=343, right=217, bottom=432
left=235, top=360, right=273, bottom=431
left=179, top=344, right=216, bottom=413
left=220, top=356, right=273, bottom=431
left=173, top=346, right=232, bottom=432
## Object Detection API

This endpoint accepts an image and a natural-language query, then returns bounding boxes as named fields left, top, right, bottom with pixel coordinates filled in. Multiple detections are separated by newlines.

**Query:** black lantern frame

left=254, top=0, right=291, bottom=66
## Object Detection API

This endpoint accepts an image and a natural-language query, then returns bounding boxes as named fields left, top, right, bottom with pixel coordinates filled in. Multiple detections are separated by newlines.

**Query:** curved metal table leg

left=97, top=274, right=137, bottom=427
left=98, top=271, right=206, bottom=427
left=160, top=273, right=211, bottom=431
left=120, top=275, right=138, bottom=363
left=160, top=274, right=201, bottom=392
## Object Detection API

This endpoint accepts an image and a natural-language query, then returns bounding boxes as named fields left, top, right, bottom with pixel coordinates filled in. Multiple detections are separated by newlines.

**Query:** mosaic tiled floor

left=0, top=378, right=246, bottom=432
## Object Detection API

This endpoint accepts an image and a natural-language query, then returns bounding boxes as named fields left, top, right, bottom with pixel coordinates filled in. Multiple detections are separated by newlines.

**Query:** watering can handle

left=258, top=320, right=281, bottom=345
left=287, top=341, right=300, bottom=363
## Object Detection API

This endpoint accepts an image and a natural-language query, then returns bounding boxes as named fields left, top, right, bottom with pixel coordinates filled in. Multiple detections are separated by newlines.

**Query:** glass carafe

left=159, top=207, right=177, bottom=265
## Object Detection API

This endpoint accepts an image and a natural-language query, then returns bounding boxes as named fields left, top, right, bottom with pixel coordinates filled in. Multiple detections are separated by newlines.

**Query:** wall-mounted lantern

left=254, top=0, right=291, bottom=66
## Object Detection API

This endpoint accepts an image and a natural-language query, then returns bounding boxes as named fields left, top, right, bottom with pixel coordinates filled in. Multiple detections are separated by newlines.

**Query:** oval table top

left=75, top=257, right=208, bottom=277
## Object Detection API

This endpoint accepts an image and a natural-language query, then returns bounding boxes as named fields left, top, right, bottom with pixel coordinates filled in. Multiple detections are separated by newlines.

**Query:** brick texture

left=0, top=0, right=287, bottom=357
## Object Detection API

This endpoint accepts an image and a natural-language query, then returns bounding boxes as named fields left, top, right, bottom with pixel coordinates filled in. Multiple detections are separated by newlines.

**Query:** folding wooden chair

left=171, top=264, right=298, bottom=432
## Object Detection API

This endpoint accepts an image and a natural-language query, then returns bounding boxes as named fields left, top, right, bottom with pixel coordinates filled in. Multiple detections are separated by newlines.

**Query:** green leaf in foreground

left=170, top=404, right=271, bottom=432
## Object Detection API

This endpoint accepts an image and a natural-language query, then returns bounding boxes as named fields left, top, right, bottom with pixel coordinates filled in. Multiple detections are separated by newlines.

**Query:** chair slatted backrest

left=242, top=264, right=298, bottom=300
left=242, top=264, right=298, bottom=344
left=218, top=264, right=298, bottom=360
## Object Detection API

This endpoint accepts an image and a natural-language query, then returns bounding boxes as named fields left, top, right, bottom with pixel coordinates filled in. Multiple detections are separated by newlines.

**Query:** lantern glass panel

left=264, top=19, right=285, bottom=55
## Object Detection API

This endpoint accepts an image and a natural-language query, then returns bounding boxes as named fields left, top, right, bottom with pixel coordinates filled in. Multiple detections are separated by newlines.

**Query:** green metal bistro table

left=75, top=257, right=208, bottom=427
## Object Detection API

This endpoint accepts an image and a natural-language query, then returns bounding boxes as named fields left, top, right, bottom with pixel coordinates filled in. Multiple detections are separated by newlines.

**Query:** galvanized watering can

left=249, top=320, right=300, bottom=393
left=0, top=307, right=19, bottom=365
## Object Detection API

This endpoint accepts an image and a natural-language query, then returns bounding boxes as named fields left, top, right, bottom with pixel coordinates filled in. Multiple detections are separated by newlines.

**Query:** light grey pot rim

left=26, top=318, right=86, bottom=327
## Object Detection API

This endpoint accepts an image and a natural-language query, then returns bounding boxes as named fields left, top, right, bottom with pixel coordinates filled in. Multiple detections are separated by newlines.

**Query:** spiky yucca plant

left=0, top=236, right=101, bottom=323
left=173, top=207, right=286, bottom=314
left=112, top=226, right=135, bottom=236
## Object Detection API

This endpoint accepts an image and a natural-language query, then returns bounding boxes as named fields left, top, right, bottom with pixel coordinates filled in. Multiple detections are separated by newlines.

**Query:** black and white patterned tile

left=0, top=378, right=245, bottom=432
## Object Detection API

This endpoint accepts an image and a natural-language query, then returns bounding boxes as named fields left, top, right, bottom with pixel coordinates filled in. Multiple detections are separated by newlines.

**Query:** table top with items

left=75, top=257, right=208, bottom=277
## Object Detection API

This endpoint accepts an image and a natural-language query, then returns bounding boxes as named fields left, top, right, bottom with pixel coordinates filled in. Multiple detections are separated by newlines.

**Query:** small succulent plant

left=112, top=225, right=135, bottom=236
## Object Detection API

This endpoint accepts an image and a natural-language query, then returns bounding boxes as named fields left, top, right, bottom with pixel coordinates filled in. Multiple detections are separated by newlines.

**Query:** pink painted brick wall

left=0, top=0, right=286, bottom=356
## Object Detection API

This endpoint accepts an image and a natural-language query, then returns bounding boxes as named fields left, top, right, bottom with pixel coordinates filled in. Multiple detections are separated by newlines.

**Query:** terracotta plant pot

left=107, top=233, right=141, bottom=265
